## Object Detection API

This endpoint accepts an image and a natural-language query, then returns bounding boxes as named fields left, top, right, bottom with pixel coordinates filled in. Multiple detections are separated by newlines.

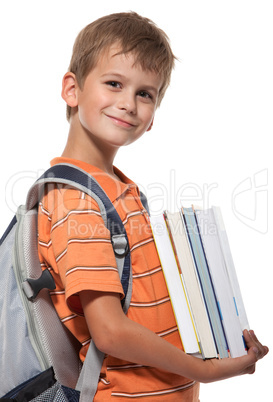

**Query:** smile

left=105, top=114, right=136, bottom=128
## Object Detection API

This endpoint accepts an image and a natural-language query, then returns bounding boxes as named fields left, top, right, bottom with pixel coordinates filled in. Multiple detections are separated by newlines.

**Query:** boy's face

left=74, top=45, right=163, bottom=149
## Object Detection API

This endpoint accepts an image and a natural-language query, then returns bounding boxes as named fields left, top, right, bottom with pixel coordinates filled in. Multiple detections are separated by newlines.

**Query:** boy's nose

left=117, top=91, right=137, bottom=114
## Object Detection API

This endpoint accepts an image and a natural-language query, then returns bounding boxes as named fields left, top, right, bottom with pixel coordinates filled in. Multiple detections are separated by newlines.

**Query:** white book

left=150, top=214, right=200, bottom=355
left=212, top=206, right=250, bottom=331
left=182, top=207, right=229, bottom=359
left=164, top=210, right=218, bottom=359
left=195, top=206, right=247, bottom=357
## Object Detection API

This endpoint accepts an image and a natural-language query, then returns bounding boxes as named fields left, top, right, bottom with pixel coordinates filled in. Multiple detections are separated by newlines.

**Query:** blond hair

left=66, top=12, right=176, bottom=120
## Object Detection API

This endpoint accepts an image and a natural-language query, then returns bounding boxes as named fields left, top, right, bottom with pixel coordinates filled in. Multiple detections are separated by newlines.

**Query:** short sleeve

left=49, top=188, right=124, bottom=315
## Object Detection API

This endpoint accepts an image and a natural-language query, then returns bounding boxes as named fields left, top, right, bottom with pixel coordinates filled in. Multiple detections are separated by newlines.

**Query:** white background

left=0, top=1, right=272, bottom=400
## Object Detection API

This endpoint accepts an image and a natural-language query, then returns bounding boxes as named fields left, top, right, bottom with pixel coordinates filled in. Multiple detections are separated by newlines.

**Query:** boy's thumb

left=252, top=347, right=259, bottom=358
left=248, top=345, right=266, bottom=363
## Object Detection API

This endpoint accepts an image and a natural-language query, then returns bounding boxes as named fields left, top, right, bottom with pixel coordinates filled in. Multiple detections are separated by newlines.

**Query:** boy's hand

left=241, top=329, right=269, bottom=374
left=202, top=329, right=269, bottom=383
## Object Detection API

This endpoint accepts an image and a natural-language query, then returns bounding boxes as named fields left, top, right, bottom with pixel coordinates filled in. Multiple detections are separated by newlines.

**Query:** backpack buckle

left=22, top=269, right=56, bottom=301
left=111, top=234, right=129, bottom=258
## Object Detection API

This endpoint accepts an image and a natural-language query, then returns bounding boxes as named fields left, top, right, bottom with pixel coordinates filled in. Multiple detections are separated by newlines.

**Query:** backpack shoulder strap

left=140, top=191, right=150, bottom=215
left=25, top=163, right=132, bottom=401
left=26, top=163, right=132, bottom=310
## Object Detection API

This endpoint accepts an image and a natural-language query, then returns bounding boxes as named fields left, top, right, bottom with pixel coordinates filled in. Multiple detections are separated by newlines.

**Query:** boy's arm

left=79, top=290, right=268, bottom=383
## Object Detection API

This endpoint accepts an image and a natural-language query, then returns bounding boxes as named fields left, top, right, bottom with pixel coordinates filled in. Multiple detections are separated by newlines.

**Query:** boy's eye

left=106, top=81, right=121, bottom=89
left=138, top=91, right=153, bottom=100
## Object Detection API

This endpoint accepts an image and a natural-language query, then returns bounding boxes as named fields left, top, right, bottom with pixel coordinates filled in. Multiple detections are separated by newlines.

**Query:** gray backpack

left=0, top=163, right=137, bottom=401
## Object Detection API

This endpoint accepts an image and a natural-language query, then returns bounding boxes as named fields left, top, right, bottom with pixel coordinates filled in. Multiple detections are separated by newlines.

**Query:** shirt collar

left=50, top=157, right=137, bottom=203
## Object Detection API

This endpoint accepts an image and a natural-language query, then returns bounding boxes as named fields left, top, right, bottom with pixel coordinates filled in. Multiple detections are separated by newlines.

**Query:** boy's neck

left=62, top=117, right=120, bottom=180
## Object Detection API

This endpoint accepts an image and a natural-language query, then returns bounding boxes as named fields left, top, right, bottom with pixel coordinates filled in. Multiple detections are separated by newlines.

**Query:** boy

left=37, top=11, right=268, bottom=401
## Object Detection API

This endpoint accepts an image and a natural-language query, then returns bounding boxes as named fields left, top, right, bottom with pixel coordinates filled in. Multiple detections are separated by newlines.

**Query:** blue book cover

left=182, top=207, right=229, bottom=358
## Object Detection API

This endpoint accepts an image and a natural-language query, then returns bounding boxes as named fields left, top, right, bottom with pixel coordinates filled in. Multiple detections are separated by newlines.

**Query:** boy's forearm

left=95, top=315, right=261, bottom=383
left=80, top=290, right=199, bottom=378
left=80, top=290, right=268, bottom=383
left=109, top=319, right=224, bottom=383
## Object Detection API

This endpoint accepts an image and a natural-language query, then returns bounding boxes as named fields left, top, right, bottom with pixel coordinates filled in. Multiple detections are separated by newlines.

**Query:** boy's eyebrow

left=101, top=72, right=125, bottom=80
left=101, top=72, right=160, bottom=94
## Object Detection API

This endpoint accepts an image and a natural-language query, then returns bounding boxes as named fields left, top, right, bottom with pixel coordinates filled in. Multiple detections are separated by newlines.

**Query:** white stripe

left=111, top=381, right=196, bottom=398
left=68, top=238, right=111, bottom=245
left=82, top=339, right=91, bottom=347
left=38, top=239, right=52, bottom=248
left=122, top=210, right=143, bottom=225
left=50, top=290, right=65, bottom=295
left=130, top=237, right=153, bottom=252
left=157, top=327, right=178, bottom=337
left=133, top=266, right=162, bottom=279
left=61, top=314, right=77, bottom=323
left=39, top=202, right=50, bottom=217
left=51, top=209, right=101, bottom=232
left=56, top=238, right=112, bottom=262
left=66, top=266, right=118, bottom=276
left=56, top=249, right=67, bottom=262
left=107, top=364, right=144, bottom=371
left=100, top=377, right=110, bottom=385
left=130, top=296, right=170, bottom=308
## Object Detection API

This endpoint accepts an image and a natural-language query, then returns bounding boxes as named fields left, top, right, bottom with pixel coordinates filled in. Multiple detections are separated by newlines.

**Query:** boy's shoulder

left=49, top=157, right=138, bottom=200
left=39, top=157, right=141, bottom=220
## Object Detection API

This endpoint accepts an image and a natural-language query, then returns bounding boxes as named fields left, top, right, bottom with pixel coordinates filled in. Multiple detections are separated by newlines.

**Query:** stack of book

left=150, top=206, right=249, bottom=360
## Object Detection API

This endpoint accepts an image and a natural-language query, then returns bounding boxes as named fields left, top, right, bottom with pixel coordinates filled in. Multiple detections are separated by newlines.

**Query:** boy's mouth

left=105, top=114, right=136, bottom=128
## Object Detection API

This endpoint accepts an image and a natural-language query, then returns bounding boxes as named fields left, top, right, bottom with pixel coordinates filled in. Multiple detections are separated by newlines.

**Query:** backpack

left=0, top=163, right=141, bottom=400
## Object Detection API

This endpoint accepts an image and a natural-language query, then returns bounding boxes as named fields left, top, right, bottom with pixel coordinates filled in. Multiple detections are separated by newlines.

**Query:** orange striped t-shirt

left=37, top=157, right=200, bottom=401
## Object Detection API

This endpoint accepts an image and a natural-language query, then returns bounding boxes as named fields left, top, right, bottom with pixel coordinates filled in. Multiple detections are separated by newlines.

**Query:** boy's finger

left=243, top=329, right=269, bottom=360
left=243, top=329, right=254, bottom=348
left=249, top=330, right=259, bottom=344
left=247, top=330, right=269, bottom=359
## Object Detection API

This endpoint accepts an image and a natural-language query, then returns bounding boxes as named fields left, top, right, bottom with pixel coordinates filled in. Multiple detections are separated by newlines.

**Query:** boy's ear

left=61, top=72, right=79, bottom=108
left=147, top=118, right=154, bottom=132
